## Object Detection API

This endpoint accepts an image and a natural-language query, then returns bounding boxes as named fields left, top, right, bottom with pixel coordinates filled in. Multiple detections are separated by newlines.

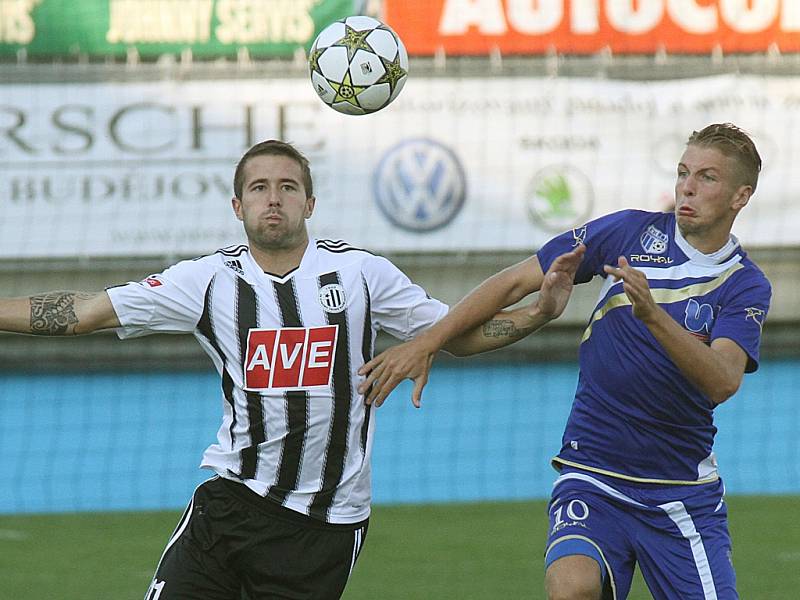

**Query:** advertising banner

left=0, top=0, right=353, bottom=57
left=384, top=0, right=800, bottom=55
left=1, top=74, right=798, bottom=258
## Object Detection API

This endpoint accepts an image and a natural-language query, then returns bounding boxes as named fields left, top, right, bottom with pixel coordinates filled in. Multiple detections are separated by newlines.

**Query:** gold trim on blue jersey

left=581, top=262, right=745, bottom=343
left=552, top=458, right=720, bottom=486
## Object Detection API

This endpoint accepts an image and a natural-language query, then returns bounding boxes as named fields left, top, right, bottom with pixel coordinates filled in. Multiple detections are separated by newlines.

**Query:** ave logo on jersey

left=244, top=326, right=338, bottom=391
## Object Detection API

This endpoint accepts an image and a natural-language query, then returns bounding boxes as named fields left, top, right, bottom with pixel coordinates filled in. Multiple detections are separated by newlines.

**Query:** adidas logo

left=224, top=259, right=244, bottom=275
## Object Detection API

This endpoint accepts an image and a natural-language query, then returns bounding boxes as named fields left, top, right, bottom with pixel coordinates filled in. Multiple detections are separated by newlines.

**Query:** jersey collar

left=674, top=223, right=740, bottom=266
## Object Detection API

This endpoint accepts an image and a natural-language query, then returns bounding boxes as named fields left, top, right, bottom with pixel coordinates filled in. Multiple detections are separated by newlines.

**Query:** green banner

left=0, top=0, right=355, bottom=58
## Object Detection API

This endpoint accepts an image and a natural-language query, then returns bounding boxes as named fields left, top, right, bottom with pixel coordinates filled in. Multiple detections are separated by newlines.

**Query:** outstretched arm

left=603, top=256, right=747, bottom=405
left=0, top=291, right=120, bottom=336
left=447, top=245, right=585, bottom=355
left=358, top=244, right=585, bottom=407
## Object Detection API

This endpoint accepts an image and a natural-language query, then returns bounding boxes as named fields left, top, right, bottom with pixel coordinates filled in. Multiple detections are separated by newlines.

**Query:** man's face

left=674, top=144, right=749, bottom=238
left=232, top=154, right=315, bottom=252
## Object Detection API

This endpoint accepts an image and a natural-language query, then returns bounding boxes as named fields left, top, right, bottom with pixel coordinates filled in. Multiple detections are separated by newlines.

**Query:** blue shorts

left=544, top=470, right=737, bottom=600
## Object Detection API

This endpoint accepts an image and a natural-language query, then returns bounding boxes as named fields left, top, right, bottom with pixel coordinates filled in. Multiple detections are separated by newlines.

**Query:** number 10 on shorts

left=551, top=499, right=590, bottom=535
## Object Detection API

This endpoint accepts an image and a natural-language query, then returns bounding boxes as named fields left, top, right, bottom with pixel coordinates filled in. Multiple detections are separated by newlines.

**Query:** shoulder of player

left=731, top=255, right=772, bottom=292
left=314, top=239, right=374, bottom=256
left=580, top=209, right=669, bottom=251
left=585, top=209, right=667, bottom=237
left=313, top=239, right=381, bottom=268
left=159, top=245, right=247, bottom=280
left=188, top=245, right=249, bottom=271
left=313, top=239, right=403, bottom=280
left=599, top=208, right=663, bottom=223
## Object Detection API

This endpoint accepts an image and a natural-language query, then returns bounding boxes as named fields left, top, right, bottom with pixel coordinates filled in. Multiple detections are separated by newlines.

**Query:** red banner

left=385, top=0, right=800, bottom=55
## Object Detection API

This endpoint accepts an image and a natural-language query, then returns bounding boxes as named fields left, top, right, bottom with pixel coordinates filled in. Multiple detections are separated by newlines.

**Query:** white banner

left=1, top=74, right=797, bottom=258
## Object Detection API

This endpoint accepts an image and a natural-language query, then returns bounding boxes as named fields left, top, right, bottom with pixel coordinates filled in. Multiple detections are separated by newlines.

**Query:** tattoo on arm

left=29, top=292, right=94, bottom=335
left=482, top=319, right=531, bottom=341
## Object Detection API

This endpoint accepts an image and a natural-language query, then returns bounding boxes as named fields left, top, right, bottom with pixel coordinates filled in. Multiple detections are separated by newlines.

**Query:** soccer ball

left=309, top=15, right=408, bottom=116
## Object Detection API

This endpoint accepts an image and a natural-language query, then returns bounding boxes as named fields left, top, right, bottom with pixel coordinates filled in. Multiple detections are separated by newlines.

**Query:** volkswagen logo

left=373, top=138, right=467, bottom=232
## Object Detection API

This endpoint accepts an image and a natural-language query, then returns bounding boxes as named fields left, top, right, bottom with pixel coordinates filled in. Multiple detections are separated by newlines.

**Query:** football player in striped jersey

left=0, top=139, right=582, bottom=599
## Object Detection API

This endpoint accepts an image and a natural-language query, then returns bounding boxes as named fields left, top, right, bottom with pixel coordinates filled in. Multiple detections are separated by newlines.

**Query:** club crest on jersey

left=243, top=326, right=338, bottom=391
left=319, top=283, right=346, bottom=313
left=640, top=225, right=668, bottom=255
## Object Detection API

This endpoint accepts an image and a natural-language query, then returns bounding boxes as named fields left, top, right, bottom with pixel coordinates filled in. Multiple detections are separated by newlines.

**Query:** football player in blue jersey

left=359, top=123, right=770, bottom=599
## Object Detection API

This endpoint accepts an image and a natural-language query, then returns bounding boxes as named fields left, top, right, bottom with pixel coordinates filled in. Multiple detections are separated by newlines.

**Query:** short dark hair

left=687, top=123, right=761, bottom=192
left=233, top=140, right=313, bottom=199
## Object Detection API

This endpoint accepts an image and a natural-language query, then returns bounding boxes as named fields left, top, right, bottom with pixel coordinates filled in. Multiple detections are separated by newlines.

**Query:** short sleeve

left=536, top=210, right=637, bottom=284
left=711, top=271, right=771, bottom=373
left=362, top=255, right=448, bottom=341
left=106, top=258, right=215, bottom=339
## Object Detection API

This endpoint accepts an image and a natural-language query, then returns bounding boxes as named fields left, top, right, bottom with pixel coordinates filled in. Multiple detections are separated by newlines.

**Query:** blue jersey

left=536, top=210, right=771, bottom=484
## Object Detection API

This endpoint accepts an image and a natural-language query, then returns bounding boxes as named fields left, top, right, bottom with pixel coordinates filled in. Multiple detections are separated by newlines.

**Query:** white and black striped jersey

left=107, top=239, right=448, bottom=524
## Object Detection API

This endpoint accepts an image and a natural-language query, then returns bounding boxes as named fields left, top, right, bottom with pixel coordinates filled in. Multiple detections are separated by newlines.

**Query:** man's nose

left=266, top=187, right=282, bottom=205
left=680, top=177, right=696, bottom=196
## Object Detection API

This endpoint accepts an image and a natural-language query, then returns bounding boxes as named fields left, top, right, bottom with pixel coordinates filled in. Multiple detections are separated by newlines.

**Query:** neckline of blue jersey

left=674, top=221, right=740, bottom=265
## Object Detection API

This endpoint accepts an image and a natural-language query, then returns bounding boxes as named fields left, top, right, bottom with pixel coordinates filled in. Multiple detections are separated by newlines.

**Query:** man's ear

left=305, top=196, right=316, bottom=219
left=732, top=185, right=752, bottom=211
left=232, top=196, right=243, bottom=221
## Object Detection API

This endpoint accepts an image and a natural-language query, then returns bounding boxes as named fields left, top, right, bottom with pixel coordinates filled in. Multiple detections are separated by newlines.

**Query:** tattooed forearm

left=481, top=318, right=532, bottom=341
left=29, top=292, right=94, bottom=335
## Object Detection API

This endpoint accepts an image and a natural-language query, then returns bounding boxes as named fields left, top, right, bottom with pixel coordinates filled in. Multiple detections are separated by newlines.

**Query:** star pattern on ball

left=377, top=53, right=407, bottom=96
left=308, top=45, right=324, bottom=74
left=328, top=71, right=368, bottom=108
left=333, top=24, right=374, bottom=62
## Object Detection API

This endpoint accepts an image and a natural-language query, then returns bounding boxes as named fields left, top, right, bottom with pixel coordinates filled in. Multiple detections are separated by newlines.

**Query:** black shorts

left=144, top=477, right=369, bottom=600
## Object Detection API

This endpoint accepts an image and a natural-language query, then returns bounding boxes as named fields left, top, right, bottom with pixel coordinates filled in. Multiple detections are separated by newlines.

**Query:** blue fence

left=2, top=360, right=798, bottom=514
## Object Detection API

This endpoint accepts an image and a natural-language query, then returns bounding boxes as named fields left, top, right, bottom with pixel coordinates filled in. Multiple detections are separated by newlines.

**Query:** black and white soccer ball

left=309, top=15, right=409, bottom=116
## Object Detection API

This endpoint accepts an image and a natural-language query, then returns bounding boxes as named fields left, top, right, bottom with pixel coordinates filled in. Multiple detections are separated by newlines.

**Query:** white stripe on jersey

left=594, top=251, right=743, bottom=310
left=659, top=501, right=718, bottom=600
left=107, top=240, right=448, bottom=524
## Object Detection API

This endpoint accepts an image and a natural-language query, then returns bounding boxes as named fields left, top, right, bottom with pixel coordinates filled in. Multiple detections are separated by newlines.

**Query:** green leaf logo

left=535, top=174, right=574, bottom=218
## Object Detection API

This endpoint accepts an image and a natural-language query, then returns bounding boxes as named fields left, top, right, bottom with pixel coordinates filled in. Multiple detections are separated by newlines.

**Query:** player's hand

left=602, top=256, right=658, bottom=322
left=535, top=244, right=585, bottom=320
left=357, top=337, right=437, bottom=408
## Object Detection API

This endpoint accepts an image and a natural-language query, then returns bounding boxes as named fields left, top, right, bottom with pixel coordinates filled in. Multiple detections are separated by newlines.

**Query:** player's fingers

left=411, top=372, right=429, bottom=409
left=566, top=243, right=586, bottom=265
left=366, top=380, right=383, bottom=406
left=372, top=382, right=391, bottom=408
left=622, top=281, right=644, bottom=304
left=362, top=365, right=387, bottom=403
left=358, top=364, right=382, bottom=395
left=357, top=352, right=385, bottom=377
left=372, top=375, right=403, bottom=407
left=565, top=252, right=584, bottom=274
left=366, top=372, right=391, bottom=405
left=552, top=250, right=579, bottom=270
left=603, top=264, right=623, bottom=281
